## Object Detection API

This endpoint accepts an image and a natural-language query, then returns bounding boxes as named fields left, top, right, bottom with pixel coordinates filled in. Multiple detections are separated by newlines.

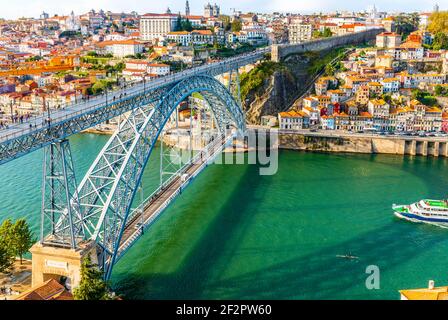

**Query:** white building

left=381, top=78, right=400, bottom=92
left=288, top=23, right=313, bottom=44
left=140, top=13, right=178, bottom=42
left=100, top=40, right=144, bottom=58
left=123, top=60, right=170, bottom=80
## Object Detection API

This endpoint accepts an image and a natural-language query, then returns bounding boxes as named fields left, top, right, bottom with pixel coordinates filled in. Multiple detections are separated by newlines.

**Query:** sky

left=0, top=0, right=445, bottom=19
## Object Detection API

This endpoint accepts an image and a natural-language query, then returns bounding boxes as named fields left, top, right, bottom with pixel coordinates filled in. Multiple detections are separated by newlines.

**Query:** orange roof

left=378, top=32, right=400, bottom=37
left=168, top=31, right=190, bottom=35
left=359, top=111, right=373, bottom=117
left=15, top=279, right=73, bottom=300
left=96, top=40, right=142, bottom=47
left=279, top=110, right=308, bottom=118
left=192, top=29, right=213, bottom=35
left=399, top=41, right=422, bottom=49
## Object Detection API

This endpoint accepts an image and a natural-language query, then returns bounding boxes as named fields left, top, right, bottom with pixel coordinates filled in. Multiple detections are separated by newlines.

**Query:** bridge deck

left=0, top=49, right=267, bottom=145
left=115, top=134, right=232, bottom=261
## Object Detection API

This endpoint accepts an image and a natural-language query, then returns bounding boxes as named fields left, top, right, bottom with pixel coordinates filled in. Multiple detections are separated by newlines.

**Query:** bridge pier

left=30, top=240, right=98, bottom=290
left=404, top=140, right=416, bottom=156
left=440, top=142, right=448, bottom=157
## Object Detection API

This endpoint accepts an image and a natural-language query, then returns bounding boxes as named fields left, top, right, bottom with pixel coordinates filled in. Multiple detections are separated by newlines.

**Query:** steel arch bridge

left=39, top=74, right=245, bottom=278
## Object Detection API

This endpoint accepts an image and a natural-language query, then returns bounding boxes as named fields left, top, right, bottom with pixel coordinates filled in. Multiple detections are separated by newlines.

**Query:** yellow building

left=355, top=85, right=370, bottom=105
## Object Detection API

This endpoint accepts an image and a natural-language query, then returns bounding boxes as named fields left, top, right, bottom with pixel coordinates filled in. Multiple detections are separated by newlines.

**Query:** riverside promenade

left=248, top=126, right=448, bottom=157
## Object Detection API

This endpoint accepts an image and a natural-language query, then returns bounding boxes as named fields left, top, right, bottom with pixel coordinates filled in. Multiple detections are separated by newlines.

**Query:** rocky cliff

left=242, top=50, right=334, bottom=124
left=244, top=70, right=296, bottom=124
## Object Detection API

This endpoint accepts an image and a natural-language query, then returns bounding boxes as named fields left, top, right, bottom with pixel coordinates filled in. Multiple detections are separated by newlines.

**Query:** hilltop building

left=204, top=3, right=220, bottom=18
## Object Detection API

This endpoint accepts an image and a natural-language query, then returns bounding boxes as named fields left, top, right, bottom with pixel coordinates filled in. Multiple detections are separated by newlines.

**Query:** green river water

left=1, top=133, right=448, bottom=299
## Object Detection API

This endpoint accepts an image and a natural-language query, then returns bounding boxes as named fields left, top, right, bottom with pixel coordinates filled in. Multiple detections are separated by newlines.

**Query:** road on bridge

left=0, top=48, right=268, bottom=144
left=116, top=134, right=229, bottom=260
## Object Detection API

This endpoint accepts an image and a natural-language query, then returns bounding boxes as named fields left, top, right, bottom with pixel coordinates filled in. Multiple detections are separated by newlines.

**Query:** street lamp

left=46, top=101, right=51, bottom=128
left=9, top=100, right=13, bottom=124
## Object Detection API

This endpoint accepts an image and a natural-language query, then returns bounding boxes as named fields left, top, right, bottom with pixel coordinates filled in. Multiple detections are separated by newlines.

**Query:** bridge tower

left=30, top=139, right=97, bottom=289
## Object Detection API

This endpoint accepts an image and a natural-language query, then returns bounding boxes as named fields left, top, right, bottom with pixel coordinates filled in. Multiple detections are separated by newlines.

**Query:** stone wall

left=271, top=29, right=384, bottom=62
left=278, top=132, right=448, bottom=157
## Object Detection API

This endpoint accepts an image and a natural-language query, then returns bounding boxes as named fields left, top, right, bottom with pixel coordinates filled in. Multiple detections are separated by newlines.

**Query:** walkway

left=116, top=133, right=234, bottom=260
left=0, top=48, right=268, bottom=144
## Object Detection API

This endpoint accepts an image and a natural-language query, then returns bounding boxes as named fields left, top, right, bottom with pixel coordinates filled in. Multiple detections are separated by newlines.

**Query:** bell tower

left=186, top=1, right=190, bottom=16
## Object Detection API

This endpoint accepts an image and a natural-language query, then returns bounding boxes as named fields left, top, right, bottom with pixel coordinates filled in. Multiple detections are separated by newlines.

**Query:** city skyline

left=0, top=0, right=444, bottom=19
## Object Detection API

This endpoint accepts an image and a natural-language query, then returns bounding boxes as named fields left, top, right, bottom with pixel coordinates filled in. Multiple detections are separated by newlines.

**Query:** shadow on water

left=112, top=152, right=448, bottom=300
left=204, top=223, right=448, bottom=300
left=112, top=162, right=267, bottom=299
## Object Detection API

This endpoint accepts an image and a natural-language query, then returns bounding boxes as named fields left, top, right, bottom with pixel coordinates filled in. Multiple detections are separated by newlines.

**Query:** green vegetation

left=435, top=85, right=448, bottom=96
left=173, top=14, right=193, bottom=32
left=394, top=13, right=420, bottom=38
left=382, top=93, right=392, bottom=104
left=428, top=11, right=448, bottom=34
left=81, top=55, right=113, bottom=65
left=219, top=15, right=231, bottom=31
left=25, top=55, right=42, bottom=62
left=430, top=32, right=448, bottom=50
left=306, top=47, right=349, bottom=75
left=412, top=89, right=438, bottom=106
left=0, top=218, right=34, bottom=272
left=231, top=19, right=242, bottom=32
left=312, top=28, right=332, bottom=38
left=0, top=239, right=14, bottom=274
left=87, top=79, right=116, bottom=95
left=212, top=43, right=255, bottom=58
left=73, top=255, right=113, bottom=300
left=11, top=219, right=34, bottom=264
left=124, top=52, right=145, bottom=59
left=240, top=61, right=289, bottom=103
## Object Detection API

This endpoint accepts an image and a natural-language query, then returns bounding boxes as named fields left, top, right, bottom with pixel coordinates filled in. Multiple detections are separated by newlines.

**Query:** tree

left=412, top=89, right=438, bottom=106
left=181, top=18, right=193, bottom=32
left=231, top=19, right=242, bottom=33
left=0, top=219, right=13, bottom=247
left=325, top=64, right=335, bottom=76
left=322, top=27, right=333, bottom=37
left=432, top=32, right=448, bottom=50
left=428, top=11, right=448, bottom=34
left=0, top=239, right=14, bottom=274
left=11, top=219, right=34, bottom=264
left=174, top=14, right=183, bottom=32
left=73, top=255, right=112, bottom=300
left=312, top=30, right=323, bottom=38
left=0, top=219, right=15, bottom=274
left=219, top=15, right=231, bottom=31
left=394, top=13, right=419, bottom=37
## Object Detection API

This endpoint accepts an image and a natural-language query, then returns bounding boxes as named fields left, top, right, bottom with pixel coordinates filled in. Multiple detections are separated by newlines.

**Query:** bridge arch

left=71, top=75, right=245, bottom=277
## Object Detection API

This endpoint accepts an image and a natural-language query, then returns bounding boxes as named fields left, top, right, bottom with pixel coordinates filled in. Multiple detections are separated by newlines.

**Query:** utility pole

left=46, top=101, right=51, bottom=128
left=9, top=100, right=13, bottom=124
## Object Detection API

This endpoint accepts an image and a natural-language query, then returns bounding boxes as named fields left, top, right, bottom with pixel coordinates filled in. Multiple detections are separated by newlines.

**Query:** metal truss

left=0, top=86, right=172, bottom=165
left=159, top=114, right=185, bottom=186
left=0, top=49, right=263, bottom=165
left=40, top=139, right=84, bottom=248
left=70, top=75, right=245, bottom=278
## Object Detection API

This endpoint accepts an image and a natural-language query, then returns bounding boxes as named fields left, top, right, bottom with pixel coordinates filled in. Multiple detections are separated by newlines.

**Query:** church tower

left=186, top=1, right=190, bottom=16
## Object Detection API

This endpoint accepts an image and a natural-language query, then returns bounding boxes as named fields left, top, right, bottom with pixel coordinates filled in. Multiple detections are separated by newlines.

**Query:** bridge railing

left=117, top=132, right=235, bottom=259
left=126, top=131, right=226, bottom=224
left=0, top=49, right=267, bottom=145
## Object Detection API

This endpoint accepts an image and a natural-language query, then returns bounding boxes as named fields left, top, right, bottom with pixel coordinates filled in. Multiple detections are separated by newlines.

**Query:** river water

left=1, top=133, right=448, bottom=299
